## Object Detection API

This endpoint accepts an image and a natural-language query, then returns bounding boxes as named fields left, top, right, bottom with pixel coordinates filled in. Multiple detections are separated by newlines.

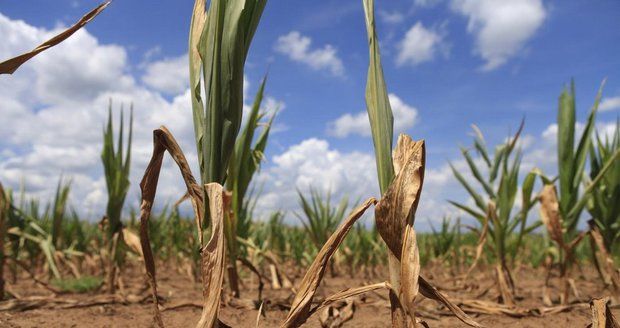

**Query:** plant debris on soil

left=0, top=262, right=618, bottom=327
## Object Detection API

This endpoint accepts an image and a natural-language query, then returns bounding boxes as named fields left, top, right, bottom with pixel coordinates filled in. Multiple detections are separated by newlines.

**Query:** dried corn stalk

left=465, top=214, right=488, bottom=278
left=590, top=297, right=620, bottom=328
left=375, top=135, right=424, bottom=327
left=0, top=2, right=110, bottom=74
left=375, top=136, right=423, bottom=322
left=361, top=1, right=480, bottom=325
left=588, top=223, right=620, bottom=292
left=539, top=183, right=587, bottom=304
left=196, top=183, right=228, bottom=328
left=376, top=136, right=480, bottom=327
left=375, top=136, right=424, bottom=259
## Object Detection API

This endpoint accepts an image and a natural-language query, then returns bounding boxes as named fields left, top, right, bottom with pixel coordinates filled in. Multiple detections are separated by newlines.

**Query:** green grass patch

left=51, top=275, right=102, bottom=293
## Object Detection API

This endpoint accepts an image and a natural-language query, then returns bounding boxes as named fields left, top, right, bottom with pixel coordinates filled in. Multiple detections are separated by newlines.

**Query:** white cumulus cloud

left=253, top=138, right=377, bottom=224
left=600, top=96, right=620, bottom=112
left=0, top=13, right=283, bottom=219
left=397, top=22, right=448, bottom=67
left=450, top=0, right=546, bottom=71
left=379, top=10, right=405, bottom=24
left=414, top=0, right=443, bottom=7
left=141, top=54, right=189, bottom=95
left=274, top=31, right=344, bottom=77
left=328, top=94, right=418, bottom=138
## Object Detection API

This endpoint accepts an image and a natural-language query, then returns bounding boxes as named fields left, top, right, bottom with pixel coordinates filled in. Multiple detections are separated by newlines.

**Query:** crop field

left=0, top=1, right=619, bottom=327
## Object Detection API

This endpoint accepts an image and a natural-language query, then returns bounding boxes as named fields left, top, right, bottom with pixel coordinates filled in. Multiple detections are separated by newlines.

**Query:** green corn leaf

left=471, top=124, right=492, bottom=168
left=461, top=147, right=495, bottom=198
left=191, top=0, right=267, bottom=185
left=557, top=81, right=576, bottom=216
left=448, top=200, right=486, bottom=224
left=521, top=170, right=537, bottom=211
left=51, top=177, right=71, bottom=249
left=571, top=81, right=604, bottom=191
left=489, top=145, right=506, bottom=183
left=102, top=102, right=132, bottom=239
left=226, top=76, right=276, bottom=260
left=449, top=163, right=486, bottom=211
left=568, top=148, right=620, bottom=228
left=362, top=0, right=394, bottom=194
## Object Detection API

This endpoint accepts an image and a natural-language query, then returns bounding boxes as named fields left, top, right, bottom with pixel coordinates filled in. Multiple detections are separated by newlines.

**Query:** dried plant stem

left=589, top=224, right=620, bottom=293
left=227, top=258, right=241, bottom=298
left=196, top=183, right=228, bottom=328
left=590, top=297, right=620, bottom=328
left=495, top=263, right=515, bottom=307
left=105, top=231, right=120, bottom=294
left=387, top=254, right=407, bottom=328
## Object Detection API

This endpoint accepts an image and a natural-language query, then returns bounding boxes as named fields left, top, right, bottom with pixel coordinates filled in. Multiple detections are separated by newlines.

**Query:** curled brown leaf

left=375, top=135, right=425, bottom=259
left=419, top=276, right=482, bottom=328
left=281, top=198, right=377, bottom=328
left=310, top=282, right=390, bottom=315
left=539, top=184, right=564, bottom=247
left=589, top=224, right=620, bottom=290
left=138, top=127, right=205, bottom=327
left=196, top=183, right=228, bottom=328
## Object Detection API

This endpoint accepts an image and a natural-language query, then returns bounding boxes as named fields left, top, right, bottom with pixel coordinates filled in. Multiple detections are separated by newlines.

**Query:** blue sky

left=1, top=0, right=619, bottom=230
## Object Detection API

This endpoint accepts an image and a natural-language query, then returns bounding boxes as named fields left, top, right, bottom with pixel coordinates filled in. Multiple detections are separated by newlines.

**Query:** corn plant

left=362, top=1, right=479, bottom=326
left=361, top=0, right=403, bottom=323
left=4, top=181, right=75, bottom=281
left=295, top=188, right=349, bottom=276
left=189, top=0, right=267, bottom=186
left=137, top=0, right=267, bottom=325
left=10, top=215, right=63, bottom=280
left=587, top=121, right=620, bottom=255
left=251, top=210, right=287, bottom=257
left=449, top=124, right=539, bottom=305
left=101, top=103, right=133, bottom=293
left=295, top=188, right=349, bottom=249
left=225, top=77, right=276, bottom=297
left=538, top=81, right=620, bottom=304
left=341, top=224, right=385, bottom=278
left=65, top=208, right=99, bottom=256
left=428, top=217, right=459, bottom=262
left=586, top=120, right=620, bottom=290
left=50, top=177, right=71, bottom=249
left=284, top=225, right=316, bottom=267
left=419, top=219, right=468, bottom=270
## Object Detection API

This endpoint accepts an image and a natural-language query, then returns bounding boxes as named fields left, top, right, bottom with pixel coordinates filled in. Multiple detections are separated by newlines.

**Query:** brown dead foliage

left=0, top=2, right=110, bottom=75
left=196, top=184, right=228, bottom=328
left=137, top=127, right=231, bottom=328
left=539, top=185, right=565, bottom=247
left=281, top=198, right=377, bottom=328
left=589, top=297, right=620, bottom=328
